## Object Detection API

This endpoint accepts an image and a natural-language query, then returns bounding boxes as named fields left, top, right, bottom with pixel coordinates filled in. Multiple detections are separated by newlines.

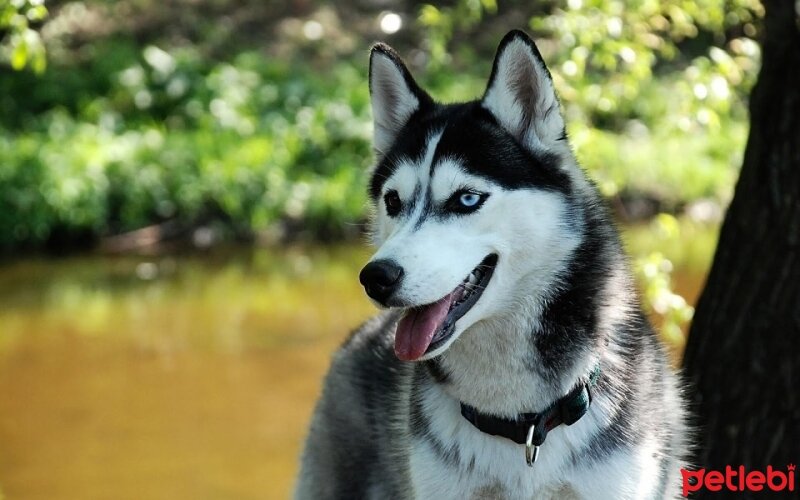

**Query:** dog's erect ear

left=482, top=30, right=565, bottom=150
left=369, top=43, right=431, bottom=157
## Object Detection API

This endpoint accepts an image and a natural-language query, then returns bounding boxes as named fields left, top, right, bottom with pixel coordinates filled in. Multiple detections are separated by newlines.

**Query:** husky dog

left=296, top=30, right=687, bottom=499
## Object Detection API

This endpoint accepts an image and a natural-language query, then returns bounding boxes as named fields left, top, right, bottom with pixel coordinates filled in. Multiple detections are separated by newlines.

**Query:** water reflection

left=0, top=245, right=375, bottom=500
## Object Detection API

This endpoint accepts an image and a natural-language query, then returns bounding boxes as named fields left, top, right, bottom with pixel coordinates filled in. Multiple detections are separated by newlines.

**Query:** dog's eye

left=446, top=190, right=488, bottom=214
left=459, top=193, right=481, bottom=207
left=384, top=190, right=402, bottom=217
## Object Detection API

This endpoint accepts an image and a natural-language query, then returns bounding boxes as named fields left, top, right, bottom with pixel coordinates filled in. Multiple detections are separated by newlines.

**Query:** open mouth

left=394, top=254, right=498, bottom=361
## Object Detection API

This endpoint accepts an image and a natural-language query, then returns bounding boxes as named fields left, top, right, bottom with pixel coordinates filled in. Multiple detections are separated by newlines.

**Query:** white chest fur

left=407, top=383, right=656, bottom=500
left=408, top=383, right=576, bottom=499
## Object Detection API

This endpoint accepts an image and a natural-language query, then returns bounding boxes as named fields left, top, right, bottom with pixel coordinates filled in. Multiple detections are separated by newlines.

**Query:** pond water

left=0, top=236, right=711, bottom=499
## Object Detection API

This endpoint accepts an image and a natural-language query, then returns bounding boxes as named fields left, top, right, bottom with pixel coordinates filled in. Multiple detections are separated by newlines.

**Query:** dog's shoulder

left=328, top=310, right=411, bottom=417
left=321, top=309, right=405, bottom=403
left=295, top=311, right=413, bottom=499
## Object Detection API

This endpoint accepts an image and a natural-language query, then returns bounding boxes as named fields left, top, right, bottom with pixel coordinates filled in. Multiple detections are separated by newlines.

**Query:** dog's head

left=361, top=30, right=586, bottom=362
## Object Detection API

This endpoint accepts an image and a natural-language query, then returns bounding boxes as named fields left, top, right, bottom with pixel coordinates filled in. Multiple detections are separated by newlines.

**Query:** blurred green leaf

left=10, top=37, right=28, bottom=69
left=1, top=0, right=47, bottom=73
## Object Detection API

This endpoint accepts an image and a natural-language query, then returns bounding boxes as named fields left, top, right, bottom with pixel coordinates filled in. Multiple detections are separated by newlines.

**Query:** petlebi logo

left=681, top=464, right=796, bottom=496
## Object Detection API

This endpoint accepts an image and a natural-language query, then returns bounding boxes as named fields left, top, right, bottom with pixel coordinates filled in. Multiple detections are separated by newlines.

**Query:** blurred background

left=0, top=0, right=763, bottom=498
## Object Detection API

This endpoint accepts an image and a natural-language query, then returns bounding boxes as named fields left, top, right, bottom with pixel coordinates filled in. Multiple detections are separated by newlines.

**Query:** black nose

left=359, top=259, right=404, bottom=304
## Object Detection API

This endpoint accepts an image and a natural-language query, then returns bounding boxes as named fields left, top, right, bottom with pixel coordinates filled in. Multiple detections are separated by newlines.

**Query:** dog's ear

left=369, top=43, right=432, bottom=158
left=482, top=30, right=565, bottom=150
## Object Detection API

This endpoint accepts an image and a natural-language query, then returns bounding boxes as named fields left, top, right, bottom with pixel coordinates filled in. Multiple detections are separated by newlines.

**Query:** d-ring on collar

left=459, top=364, right=601, bottom=467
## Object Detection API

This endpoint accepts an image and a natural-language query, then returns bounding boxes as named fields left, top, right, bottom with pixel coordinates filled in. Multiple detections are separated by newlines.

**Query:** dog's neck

left=422, top=216, right=630, bottom=418
left=424, top=314, right=601, bottom=417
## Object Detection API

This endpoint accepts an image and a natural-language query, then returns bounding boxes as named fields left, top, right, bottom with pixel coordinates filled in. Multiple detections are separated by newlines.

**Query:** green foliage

left=0, top=0, right=48, bottom=73
left=636, top=249, right=694, bottom=350
left=530, top=0, right=761, bottom=200
left=0, top=0, right=762, bottom=257
left=0, top=43, right=372, bottom=249
left=628, top=215, right=709, bottom=349
left=419, top=0, right=498, bottom=68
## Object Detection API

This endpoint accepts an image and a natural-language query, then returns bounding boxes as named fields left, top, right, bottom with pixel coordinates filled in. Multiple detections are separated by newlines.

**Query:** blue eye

left=459, top=193, right=481, bottom=207
left=446, top=190, right=488, bottom=213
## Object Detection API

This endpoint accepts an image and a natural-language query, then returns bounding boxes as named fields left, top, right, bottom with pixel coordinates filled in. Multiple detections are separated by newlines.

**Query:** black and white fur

left=296, top=30, right=688, bottom=499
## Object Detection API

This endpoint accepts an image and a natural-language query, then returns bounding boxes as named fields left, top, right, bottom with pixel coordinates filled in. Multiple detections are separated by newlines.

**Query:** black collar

left=460, top=365, right=601, bottom=448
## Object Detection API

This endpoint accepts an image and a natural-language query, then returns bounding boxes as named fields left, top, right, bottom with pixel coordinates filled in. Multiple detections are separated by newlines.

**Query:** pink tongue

left=394, top=292, right=455, bottom=361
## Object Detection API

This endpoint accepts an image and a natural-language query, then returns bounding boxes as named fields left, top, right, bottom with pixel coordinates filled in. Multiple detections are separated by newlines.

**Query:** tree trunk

left=682, top=0, right=800, bottom=477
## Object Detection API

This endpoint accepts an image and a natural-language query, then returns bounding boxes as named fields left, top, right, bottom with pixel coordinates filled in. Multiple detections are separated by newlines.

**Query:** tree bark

left=683, top=0, right=800, bottom=477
